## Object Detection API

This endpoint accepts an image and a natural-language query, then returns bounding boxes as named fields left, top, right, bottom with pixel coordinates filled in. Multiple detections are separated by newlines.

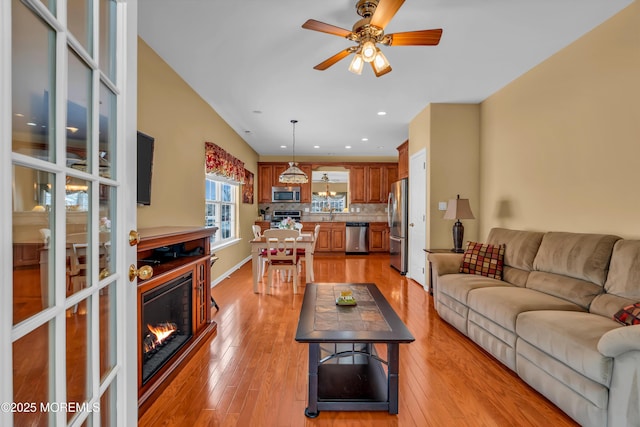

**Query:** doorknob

left=128, top=230, right=141, bottom=246
left=409, top=223, right=415, bottom=227
left=129, top=264, right=153, bottom=282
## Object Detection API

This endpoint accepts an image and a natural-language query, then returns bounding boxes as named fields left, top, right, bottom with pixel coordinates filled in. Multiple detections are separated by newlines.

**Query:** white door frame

left=2, top=1, right=138, bottom=425
left=407, top=149, right=427, bottom=289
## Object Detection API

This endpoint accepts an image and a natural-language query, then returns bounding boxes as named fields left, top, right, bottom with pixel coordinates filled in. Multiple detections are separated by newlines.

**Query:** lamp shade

left=279, top=162, right=308, bottom=184
left=443, top=196, right=475, bottom=221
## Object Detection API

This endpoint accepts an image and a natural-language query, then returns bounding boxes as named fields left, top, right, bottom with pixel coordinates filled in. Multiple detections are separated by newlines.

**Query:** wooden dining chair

left=263, top=229, right=300, bottom=294
left=252, top=224, right=269, bottom=277
left=297, top=224, right=320, bottom=282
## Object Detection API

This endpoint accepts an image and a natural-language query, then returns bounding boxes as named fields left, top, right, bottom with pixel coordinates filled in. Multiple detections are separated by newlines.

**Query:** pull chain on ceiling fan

left=302, top=0, right=442, bottom=77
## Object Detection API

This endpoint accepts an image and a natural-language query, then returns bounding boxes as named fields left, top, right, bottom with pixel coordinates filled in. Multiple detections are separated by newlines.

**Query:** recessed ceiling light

left=377, top=111, right=387, bottom=116
left=15, top=113, right=24, bottom=117
left=361, top=138, right=368, bottom=142
left=280, top=145, right=287, bottom=149
left=313, top=145, right=320, bottom=149
left=26, top=122, right=36, bottom=126
left=345, top=145, right=352, bottom=149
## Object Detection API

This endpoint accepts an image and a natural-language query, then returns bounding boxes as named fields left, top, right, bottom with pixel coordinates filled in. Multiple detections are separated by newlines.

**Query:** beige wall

left=137, top=39, right=259, bottom=278
left=409, top=103, right=480, bottom=249
left=480, top=1, right=640, bottom=239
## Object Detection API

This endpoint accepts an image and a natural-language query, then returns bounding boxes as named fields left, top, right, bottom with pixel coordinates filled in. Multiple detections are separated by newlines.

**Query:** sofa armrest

left=428, top=253, right=463, bottom=277
left=597, top=324, right=640, bottom=357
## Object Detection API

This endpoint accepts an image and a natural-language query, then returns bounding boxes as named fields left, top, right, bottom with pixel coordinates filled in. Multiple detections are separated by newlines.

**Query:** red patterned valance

left=205, top=142, right=245, bottom=183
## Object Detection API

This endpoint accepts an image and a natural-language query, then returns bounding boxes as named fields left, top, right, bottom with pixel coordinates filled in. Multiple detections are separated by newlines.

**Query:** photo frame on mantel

left=242, top=170, right=254, bottom=204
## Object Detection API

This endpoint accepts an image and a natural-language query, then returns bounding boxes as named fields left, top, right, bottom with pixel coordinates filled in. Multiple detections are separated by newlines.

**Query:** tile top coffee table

left=295, top=283, right=415, bottom=418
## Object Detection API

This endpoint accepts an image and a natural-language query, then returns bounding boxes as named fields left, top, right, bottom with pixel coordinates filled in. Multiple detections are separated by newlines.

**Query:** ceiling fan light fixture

left=361, top=40, right=377, bottom=62
left=372, top=48, right=391, bottom=73
left=348, top=53, right=364, bottom=75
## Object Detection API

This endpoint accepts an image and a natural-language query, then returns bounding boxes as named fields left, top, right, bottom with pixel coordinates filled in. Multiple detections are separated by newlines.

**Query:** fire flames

left=144, top=322, right=178, bottom=354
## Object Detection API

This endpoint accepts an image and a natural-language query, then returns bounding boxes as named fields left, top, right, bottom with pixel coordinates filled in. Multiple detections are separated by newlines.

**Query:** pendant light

left=279, top=119, right=308, bottom=184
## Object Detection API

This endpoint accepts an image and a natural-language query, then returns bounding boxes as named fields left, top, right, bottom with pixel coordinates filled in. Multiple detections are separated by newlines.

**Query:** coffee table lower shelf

left=314, top=357, right=389, bottom=413
left=304, top=342, right=398, bottom=418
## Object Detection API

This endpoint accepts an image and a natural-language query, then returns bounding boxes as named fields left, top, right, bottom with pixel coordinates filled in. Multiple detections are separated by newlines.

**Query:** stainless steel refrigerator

left=388, top=178, right=408, bottom=274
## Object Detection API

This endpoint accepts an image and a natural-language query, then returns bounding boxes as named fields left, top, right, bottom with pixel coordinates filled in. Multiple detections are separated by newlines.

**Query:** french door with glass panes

left=2, top=0, right=138, bottom=426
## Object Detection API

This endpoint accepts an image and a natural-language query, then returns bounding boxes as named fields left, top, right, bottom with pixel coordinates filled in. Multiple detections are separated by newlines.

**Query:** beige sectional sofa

left=429, top=228, right=640, bottom=427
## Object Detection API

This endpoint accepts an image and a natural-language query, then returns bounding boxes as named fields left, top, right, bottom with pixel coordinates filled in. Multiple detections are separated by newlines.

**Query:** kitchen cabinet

left=349, top=164, right=398, bottom=204
left=13, top=243, right=43, bottom=267
left=257, top=162, right=311, bottom=203
left=369, top=222, right=389, bottom=252
left=298, top=164, right=313, bottom=203
left=397, top=140, right=408, bottom=179
left=257, top=163, right=275, bottom=203
left=315, top=222, right=346, bottom=253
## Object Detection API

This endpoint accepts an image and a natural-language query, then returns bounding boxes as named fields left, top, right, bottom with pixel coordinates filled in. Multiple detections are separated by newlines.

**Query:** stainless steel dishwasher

left=345, top=222, right=369, bottom=254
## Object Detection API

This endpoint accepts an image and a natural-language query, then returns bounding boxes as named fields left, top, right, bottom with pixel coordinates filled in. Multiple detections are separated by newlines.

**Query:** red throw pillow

left=613, top=302, right=640, bottom=326
left=459, top=241, right=505, bottom=280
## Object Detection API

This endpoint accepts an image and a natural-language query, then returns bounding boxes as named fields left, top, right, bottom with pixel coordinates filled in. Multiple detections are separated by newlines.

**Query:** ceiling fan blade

left=370, top=0, right=405, bottom=29
left=386, top=29, right=443, bottom=46
left=302, top=19, right=352, bottom=38
left=313, top=48, right=354, bottom=70
left=370, top=61, right=392, bottom=78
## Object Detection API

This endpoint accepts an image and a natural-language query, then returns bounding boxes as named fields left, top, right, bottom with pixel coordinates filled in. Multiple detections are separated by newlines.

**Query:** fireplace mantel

left=136, top=226, right=218, bottom=415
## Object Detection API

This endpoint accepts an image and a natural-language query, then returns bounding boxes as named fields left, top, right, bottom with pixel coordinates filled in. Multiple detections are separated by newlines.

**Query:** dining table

left=250, top=232, right=315, bottom=293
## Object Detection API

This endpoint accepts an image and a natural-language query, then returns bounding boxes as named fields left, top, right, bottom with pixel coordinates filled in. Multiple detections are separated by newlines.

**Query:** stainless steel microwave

left=272, top=186, right=301, bottom=203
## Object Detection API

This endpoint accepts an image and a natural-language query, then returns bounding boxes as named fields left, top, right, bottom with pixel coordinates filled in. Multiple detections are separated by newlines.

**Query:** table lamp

left=443, top=195, right=475, bottom=253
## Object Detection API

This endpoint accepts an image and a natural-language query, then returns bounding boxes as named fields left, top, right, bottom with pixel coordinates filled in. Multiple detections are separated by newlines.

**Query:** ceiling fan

left=302, top=0, right=442, bottom=77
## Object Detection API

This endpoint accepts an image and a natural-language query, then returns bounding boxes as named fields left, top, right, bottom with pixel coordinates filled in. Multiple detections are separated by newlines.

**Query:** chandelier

left=279, top=119, right=308, bottom=184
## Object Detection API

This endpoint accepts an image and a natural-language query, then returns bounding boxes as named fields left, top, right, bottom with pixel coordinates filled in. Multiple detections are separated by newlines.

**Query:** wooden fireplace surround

left=136, top=226, right=218, bottom=415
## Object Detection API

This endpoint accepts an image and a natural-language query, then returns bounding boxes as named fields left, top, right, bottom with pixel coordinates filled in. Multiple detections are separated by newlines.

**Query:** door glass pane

left=12, top=0, right=56, bottom=161
left=67, top=295, right=91, bottom=422
left=99, top=82, right=116, bottom=179
left=67, top=178, right=90, bottom=298
left=99, top=282, right=116, bottom=380
left=13, top=321, right=52, bottom=426
left=99, top=184, right=115, bottom=278
left=68, top=0, right=92, bottom=54
left=100, top=380, right=116, bottom=427
left=67, top=49, right=92, bottom=173
left=99, top=0, right=117, bottom=81
left=13, top=165, right=54, bottom=324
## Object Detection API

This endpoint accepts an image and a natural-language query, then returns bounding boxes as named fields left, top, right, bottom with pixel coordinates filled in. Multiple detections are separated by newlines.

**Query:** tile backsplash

left=258, top=203, right=388, bottom=223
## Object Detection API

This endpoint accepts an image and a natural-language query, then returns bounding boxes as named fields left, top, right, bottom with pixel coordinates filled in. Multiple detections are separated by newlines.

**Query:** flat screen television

left=137, top=131, right=155, bottom=205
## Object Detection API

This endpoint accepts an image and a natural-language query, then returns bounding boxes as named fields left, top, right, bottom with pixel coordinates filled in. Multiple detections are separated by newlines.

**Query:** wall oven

left=272, top=186, right=301, bottom=203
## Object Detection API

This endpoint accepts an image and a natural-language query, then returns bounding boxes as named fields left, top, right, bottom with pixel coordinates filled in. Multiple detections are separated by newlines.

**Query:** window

left=312, top=193, right=347, bottom=213
left=205, top=176, right=238, bottom=247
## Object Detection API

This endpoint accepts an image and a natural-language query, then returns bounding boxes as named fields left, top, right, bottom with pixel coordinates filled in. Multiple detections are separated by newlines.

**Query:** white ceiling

left=138, top=0, right=632, bottom=158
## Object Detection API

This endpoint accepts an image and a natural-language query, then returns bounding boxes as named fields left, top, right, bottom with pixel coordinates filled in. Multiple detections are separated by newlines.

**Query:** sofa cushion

left=532, top=232, right=620, bottom=285
left=438, top=273, right=511, bottom=305
left=487, top=228, right=545, bottom=286
left=516, top=311, right=619, bottom=387
left=590, top=240, right=640, bottom=317
left=459, top=241, right=505, bottom=279
left=603, top=240, right=640, bottom=297
left=467, top=287, right=585, bottom=333
left=526, top=271, right=603, bottom=310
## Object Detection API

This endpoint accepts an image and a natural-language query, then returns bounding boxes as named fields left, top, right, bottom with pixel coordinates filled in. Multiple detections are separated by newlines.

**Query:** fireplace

left=141, top=272, right=193, bottom=385
left=135, top=226, right=218, bottom=415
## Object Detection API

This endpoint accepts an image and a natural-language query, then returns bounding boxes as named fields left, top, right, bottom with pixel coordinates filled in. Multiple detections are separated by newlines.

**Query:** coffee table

left=295, top=283, right=415, bottom=418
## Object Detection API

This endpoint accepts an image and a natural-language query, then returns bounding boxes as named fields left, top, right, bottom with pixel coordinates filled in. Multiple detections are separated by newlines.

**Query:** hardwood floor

left=139, top=254, right=578, bottom=427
